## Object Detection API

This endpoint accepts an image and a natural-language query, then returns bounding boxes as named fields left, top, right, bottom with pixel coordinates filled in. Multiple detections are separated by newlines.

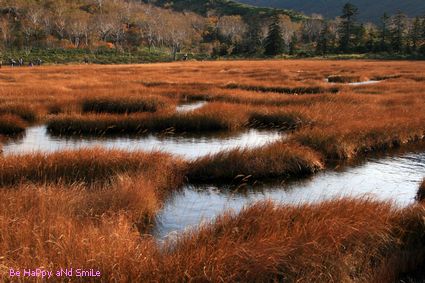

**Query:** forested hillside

left=238, top=0, right=425, bottom=22
left=0, top=0, right=423, bottom=64
left=146, top=0, right=305, bottom=21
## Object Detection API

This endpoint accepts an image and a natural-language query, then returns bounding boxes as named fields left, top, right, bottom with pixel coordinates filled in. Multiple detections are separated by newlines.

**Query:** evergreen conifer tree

left=317, top=22, right=331, bottom=54
left=338, top=3, right=358, bottom=53
left=391, top=11, right=407, bottom=53
left=380, top=13, right=391, bottom=52
left=264, top=17, right=285, bottom=56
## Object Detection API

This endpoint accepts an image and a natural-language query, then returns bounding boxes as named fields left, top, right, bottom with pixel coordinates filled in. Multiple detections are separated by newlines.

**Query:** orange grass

left=0, top=148, right=187, bottom=187
left=47, top=103, right=248, bottom=135
left=81, top=96, right=168, bottom=114
left=2, top=198, right=423, bottom=282
left=158, top=199, right=425, bottom=282
left=226, top=83, right=340, bottom=94
left=0, top=60, right=424, bottom=281
left=0, top=61, right=423, bottom=163
left=0, top=114, right=27, bottom=136
left=187, top=141, right=324, bottom=182
left=248, top=109, right=311, bottom=130
left=0, top=103, right=37, bottom=123
left=0, top=184, right=161, bottom=281
left=294, top=118, right=425, bottom=160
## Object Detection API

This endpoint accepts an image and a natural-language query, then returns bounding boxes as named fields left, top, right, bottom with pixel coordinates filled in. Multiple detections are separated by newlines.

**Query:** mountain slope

left=237, top=0, right=425, bottom=21
left=146, top=0, right=306, bottom=21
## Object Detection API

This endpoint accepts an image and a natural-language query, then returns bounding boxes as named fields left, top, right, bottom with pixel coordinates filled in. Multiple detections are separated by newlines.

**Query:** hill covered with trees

left=145, top=0, right=306, bottom=21
left=0, top=0, right=423, bottom=64
left=237, top=0, right=425, bottom=22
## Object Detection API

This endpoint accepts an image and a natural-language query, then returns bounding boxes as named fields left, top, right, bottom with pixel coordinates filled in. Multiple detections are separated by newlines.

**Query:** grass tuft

left=158, top=199, right=425, bottom=282
left=47, top=104, right=248, bottom=136
left=226, top=83, right=339, bottom=94
left=0, top=148, right=187, bottom=187
left=249, top=110, right=310, bottom=130
left=82, top=96, right=167, bottom=114
left=187, top=141, right=324, bottom=182
left=417, top=180, right=425, bottom=202
left=0, top=104, right=37, bottom=123
left=327, top=75, right=363, bottom=83
left=0, top=114, right=27, bottom=136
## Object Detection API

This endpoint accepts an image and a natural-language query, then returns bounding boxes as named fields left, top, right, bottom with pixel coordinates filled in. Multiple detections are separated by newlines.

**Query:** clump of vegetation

left=158, top=199, right=425, bottom=282
left=187, top=141, right=323, bottom=182
left=0, top=148, right=187, bottom=187
left=77, top=174, right=168, bottom=230
left=0, top=104, right=37, bottom=123
left=327, top=75, right=363, bottom=83
left=0, top=181, right=163, bottom=281
left=294, top=123, right=425, bottom=161
left=82, top=97, right=167, bottom=114
left=2, top=194, right=424, bottom=282
left=249, top=110, right=310, bottom=130
left=417, top=180, right=425, bottom=202
left=226, top=83, right=339, bottom=95
left=372, top=74, right=402, bottom=81
left=0, top=114, right=27, bottom=136
left=48, top=104, right=248, bottom=136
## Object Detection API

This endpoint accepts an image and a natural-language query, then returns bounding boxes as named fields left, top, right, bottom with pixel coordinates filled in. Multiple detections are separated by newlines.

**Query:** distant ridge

left=145, top=0, right=307, bottom=21
left=236, top=0, right=425, bottom=21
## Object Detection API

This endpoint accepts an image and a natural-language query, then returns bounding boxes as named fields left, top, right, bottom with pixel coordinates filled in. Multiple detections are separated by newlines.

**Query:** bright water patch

left=155, top=151, right=425, bottom=239
left=348, top=80, right=381, bottom=86
left=325, top=78, right=381, bottom=86
left=2, top=126, right=284, bottom=159
left=176, top=101, right=208, bottom=113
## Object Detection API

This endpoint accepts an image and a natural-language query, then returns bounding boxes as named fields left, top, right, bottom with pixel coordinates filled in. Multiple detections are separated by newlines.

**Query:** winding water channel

left=2, top=125, right=424, bottom=241
left=2, top=125, right=283, bottom=159
left=155, top=151, right=425, bottom=239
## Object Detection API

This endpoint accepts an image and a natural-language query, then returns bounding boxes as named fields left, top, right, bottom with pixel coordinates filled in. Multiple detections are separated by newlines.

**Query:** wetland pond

left=2, top=125, right=424, bottom=240
left=155, top=150, right=425, bottom=239
left=2, top=125, right=284, bottom=159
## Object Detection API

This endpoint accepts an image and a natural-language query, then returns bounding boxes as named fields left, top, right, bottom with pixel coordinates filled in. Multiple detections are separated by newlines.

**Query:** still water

left=175, top=101, right=208, bottom=113
left=2, top=126, right=284, bottom=159
left=155, top=151, right=425, bottom=239
left=2, top=124, right=423, bottom=240
left=325, top=79, right=381, bottom=86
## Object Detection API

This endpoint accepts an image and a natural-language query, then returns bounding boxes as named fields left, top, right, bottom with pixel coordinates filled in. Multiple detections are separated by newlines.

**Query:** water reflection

left=155, top=151, right=425, bottom=238
left=176, top=101, right=208, bottom=113
left=325, top=79, right=381, bottom=86
left=348, top=80, right=380, bottom=86
left=2, top=126, right=284, bottom=159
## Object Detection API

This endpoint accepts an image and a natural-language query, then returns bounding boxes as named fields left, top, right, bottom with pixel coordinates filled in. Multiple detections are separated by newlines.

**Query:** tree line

left=0, top=0, right=424, bottom=59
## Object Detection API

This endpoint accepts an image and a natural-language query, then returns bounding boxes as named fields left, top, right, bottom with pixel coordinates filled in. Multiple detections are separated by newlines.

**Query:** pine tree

left=365, top=27, right=378, bottom=52
left=244, top=21, right=263, bottom=54
left=380, top=13, right=390, bottom=52
left=391, top=11, right=407, bottom=53
left=338, top=3, right=358, bottom=53
left=316, top=22, right=331, bottom=54
left=264, top=17, right=285, bottom=56
left=355, top=23, right=367, bottom=52
left=420, top=16, right=425, bottom=54
left=410, top=17, right=422, bottom=52
left=289, top=33, right=298, bottom=55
